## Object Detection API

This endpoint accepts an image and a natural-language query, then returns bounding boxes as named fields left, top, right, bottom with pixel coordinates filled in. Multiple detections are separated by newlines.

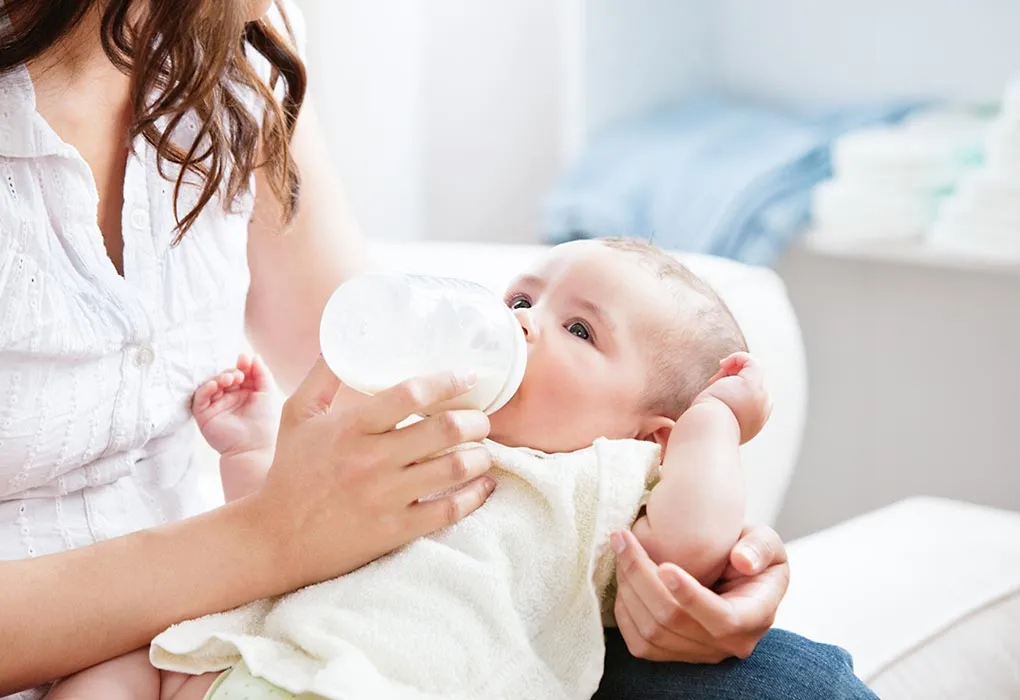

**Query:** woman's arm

left=0, top=498, right=279, bottom=694
left=245, top=93, right=376, bottom=393
left=0, top=360, right=496, bottom=695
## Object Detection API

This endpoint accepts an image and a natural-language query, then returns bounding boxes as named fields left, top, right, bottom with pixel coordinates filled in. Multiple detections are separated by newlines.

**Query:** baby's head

left=488, top=238, right=747, bottom=454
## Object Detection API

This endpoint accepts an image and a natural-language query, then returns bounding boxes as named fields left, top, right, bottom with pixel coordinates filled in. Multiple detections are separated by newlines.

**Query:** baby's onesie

left=150, top=438, right=661, bottom=700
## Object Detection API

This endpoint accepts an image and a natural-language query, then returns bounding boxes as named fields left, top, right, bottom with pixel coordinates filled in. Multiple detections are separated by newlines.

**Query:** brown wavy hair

left=0, top=0, right=307, bottom=242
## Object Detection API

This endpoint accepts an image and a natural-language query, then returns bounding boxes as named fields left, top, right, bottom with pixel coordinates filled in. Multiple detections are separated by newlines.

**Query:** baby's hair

left=598, top=238, right=749, bottom=419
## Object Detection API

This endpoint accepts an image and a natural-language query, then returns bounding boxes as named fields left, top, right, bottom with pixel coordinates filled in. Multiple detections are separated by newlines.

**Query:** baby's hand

left=697, top=352, right=771, bottom=444
left=192, top=354, right=279, bottom=457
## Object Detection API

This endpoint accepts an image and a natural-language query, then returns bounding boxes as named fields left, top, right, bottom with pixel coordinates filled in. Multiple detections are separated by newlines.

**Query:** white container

left=319, top=272, right=527, bottom=414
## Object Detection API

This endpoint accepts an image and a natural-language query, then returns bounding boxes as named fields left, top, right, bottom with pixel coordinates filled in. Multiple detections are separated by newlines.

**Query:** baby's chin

left=486, top=409, right=599, bottom=454
left=484, top=407, right=524, bottom=448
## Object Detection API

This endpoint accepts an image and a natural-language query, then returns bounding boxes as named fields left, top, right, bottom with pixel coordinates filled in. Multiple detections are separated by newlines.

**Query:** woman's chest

left=0, top=150, right=254, bottom=495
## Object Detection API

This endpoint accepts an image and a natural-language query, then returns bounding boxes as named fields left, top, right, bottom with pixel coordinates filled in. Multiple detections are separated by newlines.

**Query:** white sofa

left=201, top=240, right=1020, bottom=698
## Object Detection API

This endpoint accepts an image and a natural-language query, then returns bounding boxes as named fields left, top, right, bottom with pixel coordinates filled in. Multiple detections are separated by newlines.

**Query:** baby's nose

left=514, top=308, right=538, bottom=342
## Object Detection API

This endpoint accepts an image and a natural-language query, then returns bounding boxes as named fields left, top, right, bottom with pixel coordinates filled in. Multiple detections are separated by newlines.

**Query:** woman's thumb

left=286, top=354, right=342, bottom=419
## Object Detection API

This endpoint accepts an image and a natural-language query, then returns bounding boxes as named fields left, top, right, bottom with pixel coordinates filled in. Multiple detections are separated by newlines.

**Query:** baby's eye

left=567, top=321, right=591, bottom=342
left=509, top=296, right=532, bottom=310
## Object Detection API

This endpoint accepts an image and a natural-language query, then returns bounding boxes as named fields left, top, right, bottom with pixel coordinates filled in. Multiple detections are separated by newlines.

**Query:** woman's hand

left=250, top=355, right=497, bottom=590
left=611, top=525, right=790, bottom=663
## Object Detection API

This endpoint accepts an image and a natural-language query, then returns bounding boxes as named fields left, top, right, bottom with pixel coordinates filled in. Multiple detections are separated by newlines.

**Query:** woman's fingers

left=612, top=529, right=749, bottom=662
left=614, top=531, right=692, bottom=637
left=409, top=475, right=496, bottom=532
left=386, top=410, right=490, bottom=468
left=284, top=355, right=342, bottom=421
left=399, top=445, right=494, bottom=503
left=613, top=591, right=730, bottom=663
left=613, top=596, right=674, bottom=662
left=355, top=372, right=478, bottom=434
left=728, top=524, right=787, bottom=578
left=653, top=562, right=741, bottom=640
left=259, top=363, right=496, bottom=588
left=613, top=530, right=747, bottom=643
left=615, top=558, right=694, bottom=653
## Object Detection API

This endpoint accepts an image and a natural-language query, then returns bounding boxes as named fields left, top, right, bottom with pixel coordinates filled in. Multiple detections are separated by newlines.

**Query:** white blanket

left=150, top=438, right=661, bottom=700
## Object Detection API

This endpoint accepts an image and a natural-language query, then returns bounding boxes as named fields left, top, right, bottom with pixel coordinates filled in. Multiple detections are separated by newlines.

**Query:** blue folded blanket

left=543, top=95, right=917, bottom=266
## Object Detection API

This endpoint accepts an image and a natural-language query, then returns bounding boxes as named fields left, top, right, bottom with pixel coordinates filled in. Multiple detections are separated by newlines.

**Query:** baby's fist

left=699, top=352, right=771, bottom=444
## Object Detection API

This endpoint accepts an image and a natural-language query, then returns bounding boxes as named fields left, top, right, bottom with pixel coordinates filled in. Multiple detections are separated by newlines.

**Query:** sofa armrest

left=775, top=497, right=1020, bottom=683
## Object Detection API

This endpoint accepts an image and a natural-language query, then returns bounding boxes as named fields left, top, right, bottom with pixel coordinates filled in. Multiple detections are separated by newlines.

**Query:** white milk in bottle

left=319, top=272, right=526, bottom=414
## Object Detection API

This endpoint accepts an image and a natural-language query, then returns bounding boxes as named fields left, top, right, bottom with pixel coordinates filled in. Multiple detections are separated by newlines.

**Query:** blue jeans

left=595, top=627, right=879, bottom=699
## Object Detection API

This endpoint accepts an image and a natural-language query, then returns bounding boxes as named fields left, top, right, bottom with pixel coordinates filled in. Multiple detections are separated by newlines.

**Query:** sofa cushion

left=776, top=497, right=1020, bottom=697
left=869, top=586, right=1020, bottom=699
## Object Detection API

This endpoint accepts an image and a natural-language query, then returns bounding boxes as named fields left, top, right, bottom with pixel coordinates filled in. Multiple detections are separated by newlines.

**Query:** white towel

left=150, top=438, right=660, bottom=699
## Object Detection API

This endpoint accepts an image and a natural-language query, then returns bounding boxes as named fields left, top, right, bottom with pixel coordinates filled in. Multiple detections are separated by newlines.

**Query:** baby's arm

left=44, top=648, right=217, bottom=700
left=632, top=353, right=770, bottom=586
left=192, top=355, right=279, bottom=502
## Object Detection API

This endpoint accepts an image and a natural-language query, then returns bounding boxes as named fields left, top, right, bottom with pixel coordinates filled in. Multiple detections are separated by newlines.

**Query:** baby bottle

left=319, top=272, right=527, bottom=414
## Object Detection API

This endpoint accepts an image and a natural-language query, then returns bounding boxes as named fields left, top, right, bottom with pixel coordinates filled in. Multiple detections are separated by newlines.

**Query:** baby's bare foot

left=696, top=352, right=771, bottom=444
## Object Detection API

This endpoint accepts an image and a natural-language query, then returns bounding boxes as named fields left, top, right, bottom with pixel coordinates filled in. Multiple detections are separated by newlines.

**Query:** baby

left=47, top=238, right=769, bottom=700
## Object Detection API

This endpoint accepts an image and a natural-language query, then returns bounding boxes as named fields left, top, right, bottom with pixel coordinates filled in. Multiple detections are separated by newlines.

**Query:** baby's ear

left=637, top=415, right=674, bottom=453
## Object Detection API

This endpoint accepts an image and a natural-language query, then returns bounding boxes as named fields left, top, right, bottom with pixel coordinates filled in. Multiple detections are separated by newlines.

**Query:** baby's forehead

left=517, top=243, right=693, bottom=321
left=520, top=241, right=647, bottom=287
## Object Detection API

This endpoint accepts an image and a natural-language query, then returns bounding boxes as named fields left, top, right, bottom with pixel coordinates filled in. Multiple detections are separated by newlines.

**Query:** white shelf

left=798, top=232, right=1020, bottom=275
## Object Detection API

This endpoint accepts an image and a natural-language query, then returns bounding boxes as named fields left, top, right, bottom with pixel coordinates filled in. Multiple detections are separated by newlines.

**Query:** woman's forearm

left=220, top=450, right=274, bottom=502
left=0, top=497, right=285, bottom=695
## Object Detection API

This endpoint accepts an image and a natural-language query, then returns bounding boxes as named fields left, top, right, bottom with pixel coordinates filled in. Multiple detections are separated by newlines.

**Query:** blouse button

left=130, top=208, right=150, bottom=230
left=135, top=345, right=156, bottom=367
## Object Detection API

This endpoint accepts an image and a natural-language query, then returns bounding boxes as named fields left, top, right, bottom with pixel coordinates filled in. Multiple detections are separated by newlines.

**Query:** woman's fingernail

left=482, top=477, right=496, bottom=493
left=660, top=570, right=682, bottom=592
left=459, top=372, right=478, bottom=388
left=610, top=532, right=626, bottom=554
left=737, top=545, right=760, bottom=570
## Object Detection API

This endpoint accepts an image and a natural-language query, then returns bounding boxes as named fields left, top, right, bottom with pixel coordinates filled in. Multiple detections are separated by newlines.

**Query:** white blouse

left=0, top=58, right=252, bottom=558
left=0, top=2, right=305, bottom=693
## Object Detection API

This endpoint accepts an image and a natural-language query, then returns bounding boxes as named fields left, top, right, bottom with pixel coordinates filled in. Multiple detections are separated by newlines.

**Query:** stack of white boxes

left=930, top=79, right=1020, bottom=258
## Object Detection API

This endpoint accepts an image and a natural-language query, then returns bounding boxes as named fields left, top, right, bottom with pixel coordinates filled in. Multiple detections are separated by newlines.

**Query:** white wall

left=580, top=0, right=709, bottom=140
left=297, top=0, right=563, bottom=244
left=775, top=243, right=1020, bottom=538
left=421, top=0, right=562, bottom=244
left=713, top=0, right=1020, bottom=107
left=300, top=0, right=426, bottom=242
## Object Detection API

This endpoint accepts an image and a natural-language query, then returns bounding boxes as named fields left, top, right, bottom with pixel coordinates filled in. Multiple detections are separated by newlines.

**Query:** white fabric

left=152, top=439, right=661, bottom=700
left=0, top=2, right=306, bottom=698
left=776, top=496, right=1020, bottom=683
left=368, top=240, right=807, bottom=528
left=869, top=585, right=1020, bottom=699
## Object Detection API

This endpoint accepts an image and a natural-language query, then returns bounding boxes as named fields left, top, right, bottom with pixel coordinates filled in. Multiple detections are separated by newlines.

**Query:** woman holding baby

left=0, top=0, right=873, bottom=698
